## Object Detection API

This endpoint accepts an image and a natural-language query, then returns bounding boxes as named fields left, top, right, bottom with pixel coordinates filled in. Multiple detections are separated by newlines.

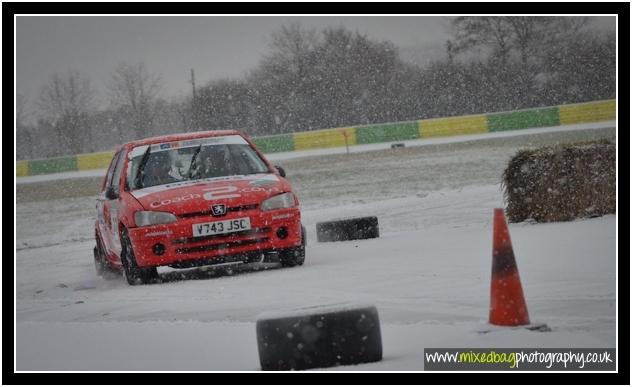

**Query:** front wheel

left=280, top=226, right=306, bottom=267
left=120, top=229, right=159, bottom=285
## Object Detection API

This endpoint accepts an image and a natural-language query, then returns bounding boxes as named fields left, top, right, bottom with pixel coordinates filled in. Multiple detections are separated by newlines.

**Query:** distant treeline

left=16, top=17, right=615, bottom=159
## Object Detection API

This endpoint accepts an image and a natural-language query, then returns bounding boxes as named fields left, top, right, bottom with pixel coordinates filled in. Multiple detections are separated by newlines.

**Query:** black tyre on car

left=280, top=225, right=306, bottom=267
left=93, top=236, right=119, bottom=279
left=120, top=228, right=159, bottom=285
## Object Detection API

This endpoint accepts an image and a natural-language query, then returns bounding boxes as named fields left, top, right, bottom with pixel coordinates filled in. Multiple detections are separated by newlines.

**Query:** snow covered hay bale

left=256, top=304, right=382, bottom=370
left=502, top=140, right=615, bottom=222
left=316, top=216, right=379, bottom=242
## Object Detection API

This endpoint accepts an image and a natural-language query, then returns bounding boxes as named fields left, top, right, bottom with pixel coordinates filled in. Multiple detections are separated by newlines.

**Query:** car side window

left=231, top=144, right=269, bottom=174
left=109, top=151, right=126, bottom=194
left=103, top=151, right=121, bottom=191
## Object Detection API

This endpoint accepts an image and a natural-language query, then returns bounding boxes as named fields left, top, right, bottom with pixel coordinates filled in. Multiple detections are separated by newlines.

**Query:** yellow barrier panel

left=16, top=160, right=29, bottom=177
left=419, top=114, right=489, bottom=138
left=293, top=127, right=356, bottom=150
left=559, top=100, right=616, bottom=125
left=76, top=151, right=115, bottom=171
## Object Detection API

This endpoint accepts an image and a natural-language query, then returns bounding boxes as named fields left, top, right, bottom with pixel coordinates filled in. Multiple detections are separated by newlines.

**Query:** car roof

left=120, top=130, right=247, bottom=150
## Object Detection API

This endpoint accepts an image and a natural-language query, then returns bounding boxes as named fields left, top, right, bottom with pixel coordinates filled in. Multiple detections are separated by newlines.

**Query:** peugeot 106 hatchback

left=94, top=130, right=305, bottom=285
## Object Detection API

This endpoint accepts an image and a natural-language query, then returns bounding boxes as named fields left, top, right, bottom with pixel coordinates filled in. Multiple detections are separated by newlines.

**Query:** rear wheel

left=120, top=229, right=159, bottom=285
left=94, top=236, right=119, bottom=279
left=280, top=225, right=306, bottom=267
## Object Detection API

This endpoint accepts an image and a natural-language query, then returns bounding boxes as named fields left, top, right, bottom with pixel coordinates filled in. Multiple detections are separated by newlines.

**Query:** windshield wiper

left=187, top=144, right=203, bottom=179
left=134, top=145, right=152, bottom=189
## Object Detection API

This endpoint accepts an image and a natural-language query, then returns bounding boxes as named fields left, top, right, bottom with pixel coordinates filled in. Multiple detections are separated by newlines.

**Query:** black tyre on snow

left=94, top=237, right=119, bottom=279
left=279, top=225, right=306, bottom=267
left=316, top=216, right=379, bottom=242
left=256, top=304, right=382, bottom=370
left=120, top=229, right=158, bottom=285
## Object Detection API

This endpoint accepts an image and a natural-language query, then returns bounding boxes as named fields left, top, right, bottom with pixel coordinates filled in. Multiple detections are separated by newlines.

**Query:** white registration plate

left=192, top=217, right=251, bottom=237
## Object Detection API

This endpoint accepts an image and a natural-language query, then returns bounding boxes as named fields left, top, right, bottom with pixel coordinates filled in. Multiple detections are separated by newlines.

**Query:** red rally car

left=94, top=130, right=305, bottom=285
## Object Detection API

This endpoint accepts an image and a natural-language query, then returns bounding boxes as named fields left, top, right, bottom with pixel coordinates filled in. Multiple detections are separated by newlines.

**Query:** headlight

left=260, top=192, right=297, bottom=211
left=135, top=211, right=177, bottom=227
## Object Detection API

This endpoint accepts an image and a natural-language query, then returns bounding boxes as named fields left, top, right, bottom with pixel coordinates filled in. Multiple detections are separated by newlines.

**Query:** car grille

left=172, top=227, right=271, bottom=255
left=179, top=204, right=258, bottom=219
left=175, top=237, right=269, bottom=254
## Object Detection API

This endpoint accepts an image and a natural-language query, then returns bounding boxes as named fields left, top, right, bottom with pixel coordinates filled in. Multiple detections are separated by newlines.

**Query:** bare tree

left=451, top=17, right=514, bottom=65
left=450, top=16, right=593, bottom=108
left=267, top=23, right=319, bottom=76
left=250, top=23, right=320, bottom=133
left=37, top=70, right=95, bottom=155
left=16, top=92, right=35, bottom=159
left=451, top=16, right=588, bottom=66
left=108, top=62, right=162, bottom=140
left=16, top=92, right=28, bottom=126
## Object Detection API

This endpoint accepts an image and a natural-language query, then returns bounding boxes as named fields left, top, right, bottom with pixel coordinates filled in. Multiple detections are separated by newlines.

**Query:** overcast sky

left=16, top=15, right=615, bottom=112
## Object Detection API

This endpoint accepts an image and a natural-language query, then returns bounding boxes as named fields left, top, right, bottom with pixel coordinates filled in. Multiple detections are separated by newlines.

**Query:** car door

left=97, top=150, right=125, bottom=258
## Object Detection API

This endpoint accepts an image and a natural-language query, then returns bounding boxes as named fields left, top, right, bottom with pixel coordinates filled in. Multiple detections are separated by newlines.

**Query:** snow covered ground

left=14, top=123, right=618, bottom=371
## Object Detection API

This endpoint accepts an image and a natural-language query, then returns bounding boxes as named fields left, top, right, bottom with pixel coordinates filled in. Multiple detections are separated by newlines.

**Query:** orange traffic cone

left=489, top=208, right=530, bottom=326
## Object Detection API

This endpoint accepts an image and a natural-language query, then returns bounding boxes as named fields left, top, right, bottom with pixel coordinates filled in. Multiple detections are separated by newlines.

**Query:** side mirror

left=275, top=165, right=286, bottom=178
left=105, top=186, right=119, bottom=200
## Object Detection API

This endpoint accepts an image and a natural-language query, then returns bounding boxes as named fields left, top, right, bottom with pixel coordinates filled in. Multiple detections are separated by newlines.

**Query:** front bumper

left=128, top=208, right=301, bottom=268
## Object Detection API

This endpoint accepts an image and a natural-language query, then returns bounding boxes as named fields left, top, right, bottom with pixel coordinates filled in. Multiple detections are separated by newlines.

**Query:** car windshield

left=127, top=138, right=270, bottom=190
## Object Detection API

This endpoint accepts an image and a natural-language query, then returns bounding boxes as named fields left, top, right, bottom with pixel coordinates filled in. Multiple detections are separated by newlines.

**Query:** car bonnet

left=129, top=173, right=293, bottom=215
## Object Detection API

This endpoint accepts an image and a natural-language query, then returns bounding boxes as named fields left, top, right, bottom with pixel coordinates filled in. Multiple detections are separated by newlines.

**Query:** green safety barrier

left=488, top=107, right=559, bottom=132
left=356, top=121, right=419, bottom=144
left=28, top=156, right=78, bottom=175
